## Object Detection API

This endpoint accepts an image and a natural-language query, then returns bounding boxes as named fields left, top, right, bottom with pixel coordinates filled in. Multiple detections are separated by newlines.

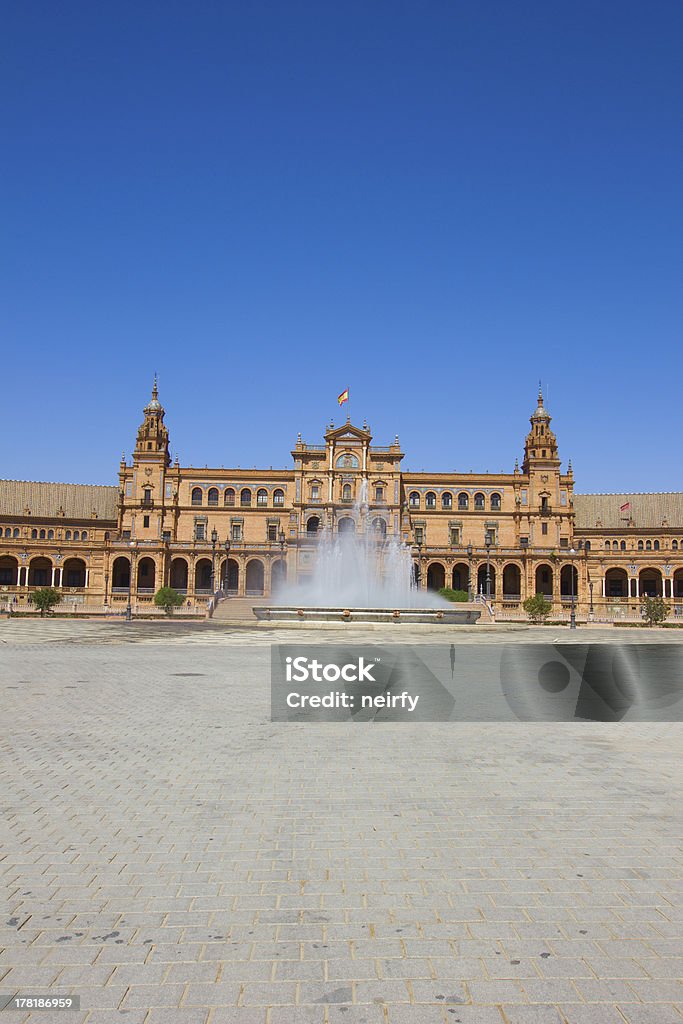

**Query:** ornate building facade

left=1, top=382, right=682, bottom=618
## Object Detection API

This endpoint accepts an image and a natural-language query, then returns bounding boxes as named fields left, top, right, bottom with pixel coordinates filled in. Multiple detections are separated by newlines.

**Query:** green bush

left=523, top=593, right=553, bottom=623
left=438, top=587, right=469, bottom=603
left=640, top=595, right=669, bottom=626
left=154, top=586, right=185, bottom=615
left=31, top=587, right=62, bottom=617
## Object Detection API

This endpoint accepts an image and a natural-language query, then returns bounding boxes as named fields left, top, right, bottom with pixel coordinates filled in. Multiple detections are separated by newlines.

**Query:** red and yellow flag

left=338, top=388, right=349, bottom=406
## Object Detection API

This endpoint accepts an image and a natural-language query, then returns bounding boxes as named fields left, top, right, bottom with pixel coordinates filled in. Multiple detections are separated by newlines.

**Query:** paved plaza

left=0, top=619, right=681, bottom=1023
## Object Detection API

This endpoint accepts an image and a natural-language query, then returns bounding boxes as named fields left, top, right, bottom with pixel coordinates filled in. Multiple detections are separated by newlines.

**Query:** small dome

left=531, top=384, right=549, bottom=420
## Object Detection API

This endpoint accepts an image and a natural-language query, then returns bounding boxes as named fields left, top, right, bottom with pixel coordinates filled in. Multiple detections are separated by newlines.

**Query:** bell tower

left=522, top=385, right=560, bottom=473
left=133, top=376, right=170, bottom=466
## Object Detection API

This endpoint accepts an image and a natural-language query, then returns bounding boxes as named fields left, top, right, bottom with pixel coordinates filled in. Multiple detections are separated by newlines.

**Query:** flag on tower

left=338, top=388, right=349, bottom=407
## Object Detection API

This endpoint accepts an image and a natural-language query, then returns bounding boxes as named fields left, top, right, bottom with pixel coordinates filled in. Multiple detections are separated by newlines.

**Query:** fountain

left=254, top=481, right=481, bottom=626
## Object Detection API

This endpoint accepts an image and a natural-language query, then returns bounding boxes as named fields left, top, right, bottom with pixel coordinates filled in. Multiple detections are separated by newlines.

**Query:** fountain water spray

left=276, top=479, right=447, bottom=608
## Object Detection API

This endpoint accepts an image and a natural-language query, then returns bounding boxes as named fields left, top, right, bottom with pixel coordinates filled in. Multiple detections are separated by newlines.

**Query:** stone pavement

left=0, top=620, right=681, bottom=1023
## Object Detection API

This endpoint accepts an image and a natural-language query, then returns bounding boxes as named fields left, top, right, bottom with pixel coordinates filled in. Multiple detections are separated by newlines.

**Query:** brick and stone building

left=1, top=381, right=681, bottom=618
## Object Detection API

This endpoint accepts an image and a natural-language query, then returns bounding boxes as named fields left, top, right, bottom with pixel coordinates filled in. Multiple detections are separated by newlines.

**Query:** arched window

left=612, top=541, right=619, bottom=551
left=257, top=488, right=268, bottom=507
left=425, top=492, right=436, bottom=509
left=73, top=531, right=80, bottom=540
left=442, top=492, right=452, bottom=509
left=673, top=540, right=679, bottom=550
left=342, top=483, right=352, bottom=502
left=31, top=529, right=37, bottom=539
left=490, top=493, right=501, bottom=510
left=208, top=488, right=219, bottom=506
left=654, top=540, right=660, bottom=551
left=65, top=530, right=71, bottom=540
left=372, top=517, right=387, bottom=536
left=604, top=541, right=610, bottom=550
left=4, top=528, right=9, bottom=538
left=458, top=492, right=469, bottom=510
left=39, top=529, right=46, bottom=539
left=241, top=488, right=252, bottom=507
left=81, top=530, right=87, bottom=541
left=47, top=529, right=54, bottom=540
left=191, top=487, right=203, bottom=506
left=474, top=493, right=485, bottom=510
left=273, top=488, right=284, bottom=506
left=224, top=488, right=235, bottom=506
left=620, top=540, right=626, bottom=551
left=13, top=528, right=19, bottom=538
left=638, top=540, right=644, bottom=551
left=646, top=540, right=652, bottom=550
left=409, top=491, right=420, bottom=508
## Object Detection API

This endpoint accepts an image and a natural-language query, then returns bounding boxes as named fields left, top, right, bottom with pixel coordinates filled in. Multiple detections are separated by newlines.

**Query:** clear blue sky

left=2, top=1, right=681, bottom=491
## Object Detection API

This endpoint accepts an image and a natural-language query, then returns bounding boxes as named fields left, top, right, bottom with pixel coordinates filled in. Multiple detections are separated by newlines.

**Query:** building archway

left=28, top=557, right=51, bottom=587
left=372, top=517, right=387, bottom=536
left=639, top=567, right=662, bottom=597
left=338, top=517, right=355, bottom=535
left=137, top=557, right=156, bottom=592
left=112, top=556, right=130, bottom=589
left=170, top=558, right=188, bottom=591
left=246, top=559, right=265, bottom=595
left=451, top=562, right=469, bottom=593
left=194, top=558, right=212, bottom=592
left=63, top=558, right=86, bottom=588
left=605, top=567, right=628, bottom=598
left=674, top=568, right=683, bottom=599
left=503, top=563, right=521, bottom=598
left=271, top=559, right=286, bottom=593
left=0, top=556, right=18, bottom=586
left=477, top=563, right=496, bottom=597
left=427, top=562, right=445, bottom=591
left=306, top=516, right=320, bottom=535
left=221, top=558, right=239, bottom=593
left=560, top=564, right=579, bottom=599
left=535, top=564, right=553, bottom=597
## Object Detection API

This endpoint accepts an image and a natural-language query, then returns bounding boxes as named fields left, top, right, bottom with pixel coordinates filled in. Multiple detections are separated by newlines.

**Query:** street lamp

left=466, top=542, right=473, bottom=601
left=415, top=537, right=423, bottom=589
left=588, top=573, right=594, bottom=616
left=223, top=537, right=231, bottom=595
left=104, top=571, right=109, bottom=608
left=278, top=528, right=287, bottom=589
left=569, top=547, right=577, bottom=629
left=485, top=532, right=492, bottom=604
left=210, top=527, right=218, bottom=593
left=126, top=539, right=136, bottom=621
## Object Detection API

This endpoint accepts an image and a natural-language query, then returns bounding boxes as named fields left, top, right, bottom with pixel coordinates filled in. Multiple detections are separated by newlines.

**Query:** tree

left=640, top=595, right=669, bottom=626
left=31, top=587, right=62, bottom=617
left=154, top=586, right=184, bottom=616
left=523, top=593, right=553, bottom=624
left=438, top=587, right=469, bottom=603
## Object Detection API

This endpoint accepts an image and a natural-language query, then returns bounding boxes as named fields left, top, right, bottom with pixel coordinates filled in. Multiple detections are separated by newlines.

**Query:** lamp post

left=210, top=527, right=218, bottom=594
left=278, top=528, right=287, bottom=590
left=223, top=537, right=231, bottom=595
left=466, top=542, right=473, bottom=601
left=569, top=547, right=577, bottom=629
left=415, top=537, right=423, bottom=589
left=588, top=574, right=594, bottom=616
left=485, top=532, right=492, bottom=603
left=104, top=571, right=109, bottom=608
left=126, top=540, right=136, bottom=621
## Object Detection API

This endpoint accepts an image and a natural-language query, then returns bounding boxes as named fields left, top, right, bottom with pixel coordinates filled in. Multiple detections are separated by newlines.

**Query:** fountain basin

left=253, top=605, right=482, bottom=626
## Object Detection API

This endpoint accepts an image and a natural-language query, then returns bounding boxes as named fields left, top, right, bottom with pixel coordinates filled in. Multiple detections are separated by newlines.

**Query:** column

left=51, top=567, right=56, bottom=586
left=238, top=558, right=247, bottom=597
left=58, top=567, right=63, bottom=587
left=85, top=569, right=89, bottom=589
left=635, top=577, right=639, bottom=598
left=601, top=577, right=605, bottom=598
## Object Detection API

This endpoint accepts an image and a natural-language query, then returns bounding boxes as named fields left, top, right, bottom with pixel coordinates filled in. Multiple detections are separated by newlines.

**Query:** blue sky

left=2, top=1, right=681, bottom=490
